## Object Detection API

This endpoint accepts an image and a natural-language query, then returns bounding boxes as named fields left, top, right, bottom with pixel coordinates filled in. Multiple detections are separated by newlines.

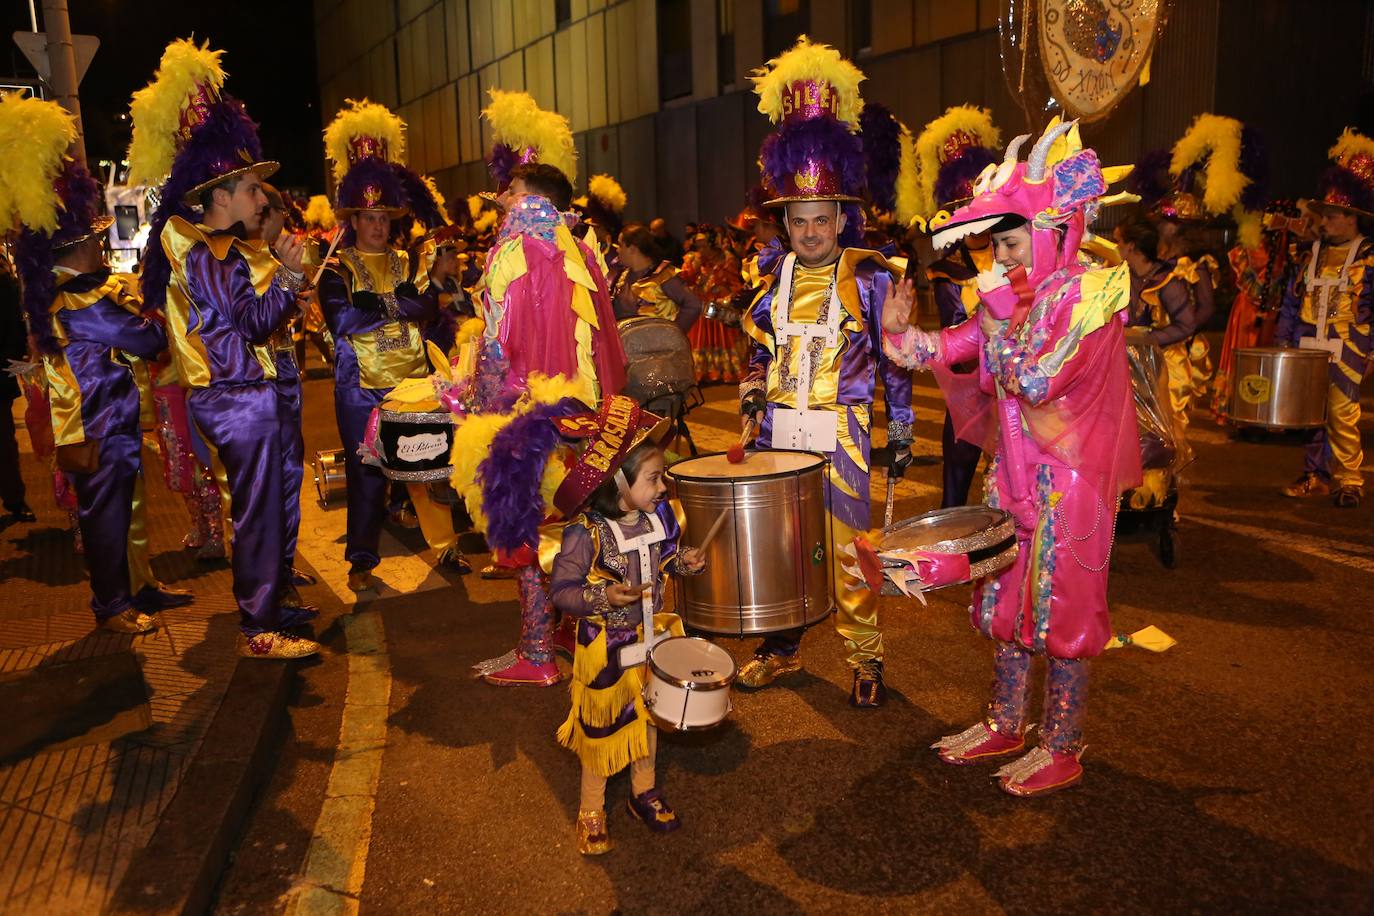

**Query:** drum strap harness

left=607, top=510, right=667, bottom=669
left=1301, top=236, right=1362, bottom=360
left=341, top=248, right=414, bottom=354
left=771, top=252, right=842, bottom=453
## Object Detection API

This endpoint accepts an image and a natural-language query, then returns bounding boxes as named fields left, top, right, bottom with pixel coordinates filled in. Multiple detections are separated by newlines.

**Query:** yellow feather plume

left=1235, top=206, right=1261, bottom=249
left=126, top=38, right=226, bottom=187
left=913, top=105, right=1001, bottom=219
left=474, top=209, right=498, bottom=233
left=422, top=174, right=450, bottom=223
left=894, top=125, right=921, bottom=227
left=323, top=98, right=406, bottom=182
left=1329, top=127, right=1374, bottom=167
left=1170, top=113, right=1248, bottom=217
left=587, top=174, right=627, bottom=213
left=751, top=35, right=865, bottom=127
left=302, top=194, right=336, bottom=231
left=482, top=89, right=577, bottom=183
left=0, top=93, right=77, bottom=235
left=467, top=194, right=484, bottom=220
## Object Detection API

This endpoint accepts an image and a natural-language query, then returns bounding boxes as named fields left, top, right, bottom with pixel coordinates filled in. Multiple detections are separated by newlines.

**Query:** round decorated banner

left=1037, top=0, right=1166, bottom=123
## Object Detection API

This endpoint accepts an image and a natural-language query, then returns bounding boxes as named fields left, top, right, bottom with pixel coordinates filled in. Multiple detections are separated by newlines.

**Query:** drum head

left=882, top=506, right=1014, bottom=554
left=668, top=450, right=825, bottom=481
left=649, top=637, right=736, bottom=688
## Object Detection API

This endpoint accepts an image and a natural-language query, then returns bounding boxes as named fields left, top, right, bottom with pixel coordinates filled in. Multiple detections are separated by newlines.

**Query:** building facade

left=315, top=0, right=1374, bottom=232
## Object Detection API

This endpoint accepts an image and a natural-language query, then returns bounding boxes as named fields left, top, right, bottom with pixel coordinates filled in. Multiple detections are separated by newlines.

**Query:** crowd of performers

left=0, top=34, right=1369, bottom=855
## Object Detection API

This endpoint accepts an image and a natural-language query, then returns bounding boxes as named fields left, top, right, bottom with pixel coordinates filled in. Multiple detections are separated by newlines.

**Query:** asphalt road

left=215, top=364, right=1374, bottom=915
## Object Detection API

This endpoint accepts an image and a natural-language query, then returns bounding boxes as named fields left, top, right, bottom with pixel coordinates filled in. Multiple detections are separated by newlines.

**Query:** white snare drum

left=643, top=637, right=736, bottom=731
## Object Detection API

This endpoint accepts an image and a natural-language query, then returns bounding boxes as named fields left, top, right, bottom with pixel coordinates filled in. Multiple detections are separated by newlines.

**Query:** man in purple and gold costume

left=129, top=39, right=318, bottom=658
left=1278, top=128, right=1374, bottom=509
left=735, top=38, right=914, bottom=707
left=6, top=95, right=192, bottom=633
left=317, top=100, right=458, bottom=592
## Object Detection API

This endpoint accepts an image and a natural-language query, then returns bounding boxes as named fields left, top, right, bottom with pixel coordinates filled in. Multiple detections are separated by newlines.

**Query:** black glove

left=884, top=441, right=914, bottom=477
left=740, top=391, right=766, bottom=420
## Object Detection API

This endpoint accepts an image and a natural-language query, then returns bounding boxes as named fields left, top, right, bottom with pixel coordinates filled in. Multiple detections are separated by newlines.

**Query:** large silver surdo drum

left=667, top=451, right=832, bottom=636
left=1229, top=347, right=1329, bottom=429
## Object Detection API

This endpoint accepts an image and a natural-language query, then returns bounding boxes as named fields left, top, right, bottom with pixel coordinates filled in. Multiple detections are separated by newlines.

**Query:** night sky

left=3, top=1, right=325, bottom=192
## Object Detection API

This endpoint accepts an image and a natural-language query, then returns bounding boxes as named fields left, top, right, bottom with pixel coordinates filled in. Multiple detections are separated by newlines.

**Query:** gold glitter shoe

left=736, top=652, right=803, bottom=689
left=238, top=631, right=321, bottom=659
left=100, top=608, right=157, bottom=635
left=577, top=809, right=612, bottom=856
left=1282, top=473, right=1330, bottom=498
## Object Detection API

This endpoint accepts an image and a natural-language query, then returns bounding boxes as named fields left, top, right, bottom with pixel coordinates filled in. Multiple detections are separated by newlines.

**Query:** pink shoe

left=996, top=746, right=1083, bottom=797
left=931, top=721, right=1025, bottom=765
left=552, top=618, right=576, bottom=658
left=480, top=654, right=562, bottom=687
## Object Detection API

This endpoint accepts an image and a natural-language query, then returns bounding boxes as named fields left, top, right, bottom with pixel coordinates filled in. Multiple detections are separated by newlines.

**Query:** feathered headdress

left=0, top=95, right=110, bottom=355
left=1130, top=114, right=1268, bottom=246
left=128, top=38, right=278, bottom=311
left=752, top=36, right=866, bottom=206
left=576, top=173, right=627, bottom=234
left=1312, top=128, right=1374, bottom=221
left=324, top=99, right=409, bottom=217
left=913, top=105, right=1001, bottom=222
left=481, top=89, right=577, bottom=190
left=302, top=193, right=337, bottom=232
left=858, top=102, right=902, bottom=214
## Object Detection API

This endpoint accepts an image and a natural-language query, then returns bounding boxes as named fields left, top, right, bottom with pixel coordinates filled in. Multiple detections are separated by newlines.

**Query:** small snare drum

left=643, top=636, right=736, bottom=731
left=376, top=408, right=455, bottom=482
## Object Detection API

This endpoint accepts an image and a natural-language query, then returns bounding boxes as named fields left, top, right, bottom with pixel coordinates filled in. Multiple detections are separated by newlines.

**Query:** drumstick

left=695, top=506, right=731, bottom=552
left=727, top=417, right=755, bottom=464
left=309, top=226, right=344, bottom=289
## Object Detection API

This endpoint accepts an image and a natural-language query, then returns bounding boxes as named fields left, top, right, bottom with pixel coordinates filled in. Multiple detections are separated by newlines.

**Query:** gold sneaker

left=736, top=652, right=803, bottom=689
left=577, top=809, right=612, bottom=856
left=1282, top=473, right=1331, bottom=498
left=101, top=608, right=157, bottom=635
left=239, top=632, right=321, bottom=659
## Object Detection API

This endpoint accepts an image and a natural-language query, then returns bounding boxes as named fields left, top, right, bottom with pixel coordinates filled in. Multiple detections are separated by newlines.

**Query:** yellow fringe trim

left=572, top=621, right=609, bottom=685
left=556, top=706, right=649, bottom=778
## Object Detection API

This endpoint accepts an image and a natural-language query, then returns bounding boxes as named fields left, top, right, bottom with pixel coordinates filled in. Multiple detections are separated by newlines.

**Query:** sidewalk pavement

left=0, top=400, right=292, bottom=915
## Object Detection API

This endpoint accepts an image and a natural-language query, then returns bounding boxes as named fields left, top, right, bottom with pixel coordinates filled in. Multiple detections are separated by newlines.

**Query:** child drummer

left=546, top=395, right=707, bottom=855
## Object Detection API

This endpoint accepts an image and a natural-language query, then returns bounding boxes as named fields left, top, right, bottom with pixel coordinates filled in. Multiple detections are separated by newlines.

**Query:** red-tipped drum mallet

left=727, top=416, right=756, bottom=464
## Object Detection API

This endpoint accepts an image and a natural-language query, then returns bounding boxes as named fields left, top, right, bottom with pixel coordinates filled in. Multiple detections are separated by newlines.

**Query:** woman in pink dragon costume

left=881, top=121, right=1140, bottom=797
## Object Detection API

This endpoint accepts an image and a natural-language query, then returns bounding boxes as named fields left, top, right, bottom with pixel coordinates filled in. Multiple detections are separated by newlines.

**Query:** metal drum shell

left=1230, top=347, right=1329, bottom=429
left=313, top=449, right=346, bottom=507
left=643, top=636, right=736, bottom=731
left=875, top=506, right=1019, bottom=595
left=667, top=452, right=833, bottom=637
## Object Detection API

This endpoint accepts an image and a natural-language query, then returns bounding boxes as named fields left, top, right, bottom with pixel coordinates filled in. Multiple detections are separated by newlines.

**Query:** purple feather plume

left=488, top=143, right=519, bottom=189
left=1126, top=148, right=1172, bottom=210
left=395, top=164, right=447, bottom=230
left=15, top=161, right=106, bottom=354
left=1239, top=126, right=1269, bottom=212
left=839, top=201, right=863, bottom=248
left=759, top=115, right=867, bottom=202
left=479, top=398, right=587, bottom=551
left=935, top=147, right=997, bottom=208
left=140, top=94, right=265, bottom=312
left=858, top=103, right=902, bottom=212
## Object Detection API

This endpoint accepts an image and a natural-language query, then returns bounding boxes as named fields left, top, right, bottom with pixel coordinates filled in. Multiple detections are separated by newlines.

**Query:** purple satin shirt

left=184, top=244, right=298, bottom=386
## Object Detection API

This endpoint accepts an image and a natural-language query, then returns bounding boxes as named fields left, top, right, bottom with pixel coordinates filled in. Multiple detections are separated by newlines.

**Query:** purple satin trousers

left=189, top=384, right=313, bottom=636
left=276, top=376, right=304, bottom=577
left=72, top=431, right=139, bottom=621
left=334, top=384, right=387, bottom=571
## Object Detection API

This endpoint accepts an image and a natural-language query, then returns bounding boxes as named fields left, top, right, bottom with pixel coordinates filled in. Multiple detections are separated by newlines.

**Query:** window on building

left=659, top=0, right=694, bottom=102
left=763, top=0, right=809, bottom=60
left=556, top=0, right=572, bottom=28
left=718, top=0, right=736, bottom=91
left=851, top=0, right=872, bottom=55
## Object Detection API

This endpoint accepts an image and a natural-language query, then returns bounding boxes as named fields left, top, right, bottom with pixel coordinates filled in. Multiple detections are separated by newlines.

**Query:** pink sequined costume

left=150, top=363, right=225, bottom=558
left=882, top=121, right=1141, bottom=796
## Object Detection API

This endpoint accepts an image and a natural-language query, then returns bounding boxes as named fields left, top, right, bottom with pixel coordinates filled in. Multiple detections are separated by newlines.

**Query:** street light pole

left=40, top=0, right=85, bottom=165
